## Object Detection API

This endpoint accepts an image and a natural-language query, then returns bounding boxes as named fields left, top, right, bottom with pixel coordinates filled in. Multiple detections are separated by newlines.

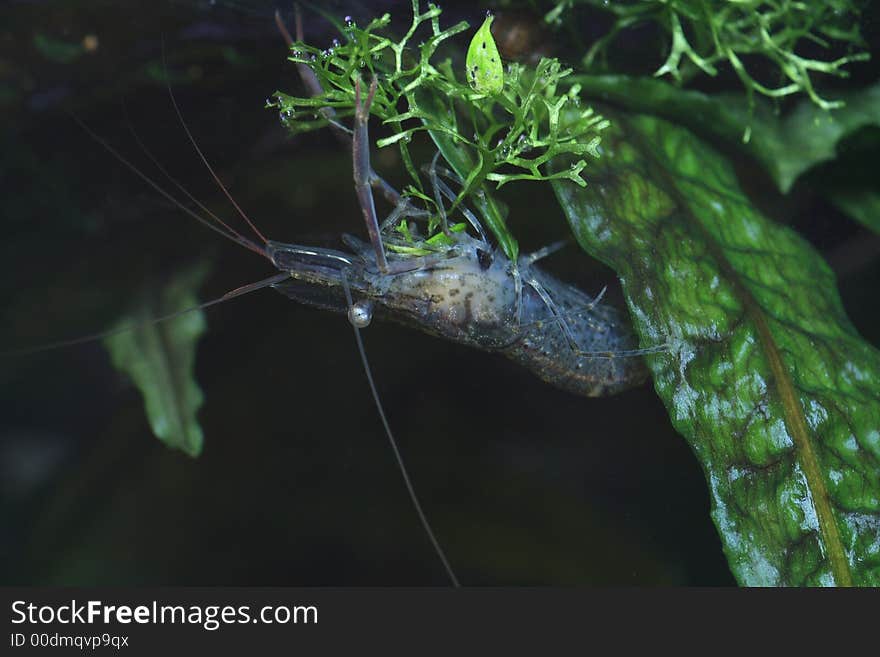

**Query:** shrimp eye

left=348, top=300, right=374, bottom=328
left=476, top=248, right=493, bottom=270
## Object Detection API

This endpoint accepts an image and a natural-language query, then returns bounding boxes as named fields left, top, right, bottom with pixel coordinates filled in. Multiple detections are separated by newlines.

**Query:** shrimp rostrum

left=267, top=78, right=651, bottom=398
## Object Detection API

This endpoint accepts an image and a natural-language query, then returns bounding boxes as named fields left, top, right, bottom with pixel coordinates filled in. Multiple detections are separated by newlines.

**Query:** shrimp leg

left=277, top=8, right=402, bottom=208
left=424, top=153, right=490, bottom=244
left=276, top=9, right=425, bottom=273
left=351, top=76, right=390, bottom=272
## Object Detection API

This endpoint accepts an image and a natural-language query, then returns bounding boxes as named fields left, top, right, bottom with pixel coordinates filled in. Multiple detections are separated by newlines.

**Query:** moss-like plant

left=272, top=0, right=608, bottom=260
left=547, top=0, right=869, bottom=111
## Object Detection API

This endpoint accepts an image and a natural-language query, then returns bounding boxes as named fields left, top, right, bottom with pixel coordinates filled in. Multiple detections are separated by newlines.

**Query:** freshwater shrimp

left=62, top=70, right=652, bottom=588
left=267, top=78, right=651, bottom=398
left=269, top=9, right=652, bottom=398
left=2, top=2, right=724, bottom=586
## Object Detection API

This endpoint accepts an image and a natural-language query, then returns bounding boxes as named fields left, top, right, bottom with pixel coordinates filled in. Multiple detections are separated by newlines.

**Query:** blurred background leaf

left=103, top=262, right=211, bottom=457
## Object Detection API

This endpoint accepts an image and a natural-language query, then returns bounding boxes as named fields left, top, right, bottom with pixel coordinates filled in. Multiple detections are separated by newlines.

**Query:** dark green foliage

left=548, top=0, right=869, bottom=110
left=274, top=0, right=609, bottom=259
left=552, top=114, right=880, bottom=585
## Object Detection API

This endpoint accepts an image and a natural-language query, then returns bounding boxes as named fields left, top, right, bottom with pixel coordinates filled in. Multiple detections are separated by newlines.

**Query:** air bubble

left=348, top=300, right=373, bottom=328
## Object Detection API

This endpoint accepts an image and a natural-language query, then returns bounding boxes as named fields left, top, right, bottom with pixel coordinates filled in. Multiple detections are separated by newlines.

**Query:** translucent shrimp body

left=268, top=231, right=648, bottom=397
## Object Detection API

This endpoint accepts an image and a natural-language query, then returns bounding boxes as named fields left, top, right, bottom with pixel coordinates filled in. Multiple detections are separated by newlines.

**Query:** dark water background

left=1, top=0, right=877, bottom=585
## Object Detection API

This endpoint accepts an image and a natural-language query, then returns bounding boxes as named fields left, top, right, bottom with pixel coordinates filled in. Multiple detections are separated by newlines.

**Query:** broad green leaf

left=551, top=113, right=880, bottom=586
left=569, top=75, right=880, bottom=193
left=103, top=263, right=210, bottom=457
left=466, top=15, right=503, bottom=95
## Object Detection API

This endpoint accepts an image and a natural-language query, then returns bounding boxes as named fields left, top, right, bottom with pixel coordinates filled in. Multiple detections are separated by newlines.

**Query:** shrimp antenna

left=71, top=114, right=266, bottom=257
left=160, top=41, right=268, bottom=246
left=340, top=274, right=460, bottom=587
left=1, top=273, right=289, bottom=360
left=121, top=100, right=261, bottom=254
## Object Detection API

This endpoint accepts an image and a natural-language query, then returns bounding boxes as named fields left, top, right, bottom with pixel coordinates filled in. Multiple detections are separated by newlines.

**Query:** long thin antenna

left=2, top=273, right=290, bottom=360
left=71, top=114, right=266, bottom=258
left=161, top=42, right=269, bottom=246
left=275, top=8, right=295, bottom=48
left=340, top=275, right=460, bottom=587
left=122, top=102, right=259, bottom=252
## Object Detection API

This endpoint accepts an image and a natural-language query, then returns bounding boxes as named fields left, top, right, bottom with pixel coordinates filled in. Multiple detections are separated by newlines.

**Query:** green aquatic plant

left=551, top=112, right=880, bottom=586
left=561, top=75, right=880, bottom=195
left=103, top=262, right=212, bottom=458
left=546, top=0, right=869, bottom=112
left=273, top=0, right=609, bottom=260
left=273, top=1, right=879, bottom=586
left=73, top=0, right=876, bottom=585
